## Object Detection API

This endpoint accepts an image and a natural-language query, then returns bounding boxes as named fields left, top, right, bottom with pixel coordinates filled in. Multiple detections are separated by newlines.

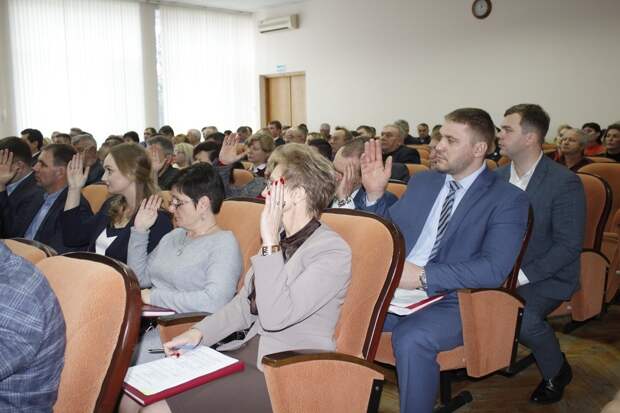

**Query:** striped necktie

left=428, top=180, right=461, bottom=260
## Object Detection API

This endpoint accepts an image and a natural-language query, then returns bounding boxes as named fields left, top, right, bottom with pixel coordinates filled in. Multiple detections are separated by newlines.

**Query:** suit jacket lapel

left=35, top=188, right=67, bottom=239
left=525, top=156, right=550, bottom=199
left=440, top=169, right=494, bottom=246
left=404, top=173, right=445, bottom=254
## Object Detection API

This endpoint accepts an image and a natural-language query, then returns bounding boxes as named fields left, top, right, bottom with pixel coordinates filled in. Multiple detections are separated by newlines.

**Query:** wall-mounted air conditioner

left=258, top=15, right=298, bottom=33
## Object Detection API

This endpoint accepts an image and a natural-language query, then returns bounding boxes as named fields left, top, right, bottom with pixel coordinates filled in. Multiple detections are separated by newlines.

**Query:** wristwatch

left=337, top=197, right=352, bottom=207
left=261, top=244, right=282, bottom=256
left=419, top=267, right=427, bottom=290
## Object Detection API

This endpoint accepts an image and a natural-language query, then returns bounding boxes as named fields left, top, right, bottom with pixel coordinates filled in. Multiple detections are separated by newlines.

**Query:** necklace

left=176, top=223, right=218, bottom=256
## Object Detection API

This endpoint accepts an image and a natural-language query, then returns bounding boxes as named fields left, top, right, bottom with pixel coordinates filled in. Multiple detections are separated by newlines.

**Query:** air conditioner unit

left=258, top=15, right=298, bottom=33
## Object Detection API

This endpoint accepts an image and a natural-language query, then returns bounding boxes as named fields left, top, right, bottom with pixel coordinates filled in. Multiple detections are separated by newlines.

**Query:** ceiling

left=166, top=0, right=305, bottom=12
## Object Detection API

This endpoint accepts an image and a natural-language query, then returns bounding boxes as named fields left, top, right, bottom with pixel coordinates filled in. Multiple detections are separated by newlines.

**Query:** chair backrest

left=215, top=198, right=264, bottom=280
left=577, top=173, right=612, bottom=251
left=232, top=169, right=254, bottom=187
left=5, top=238, right=57, bottom=263
left=587, top=156, right=616, bottom=163
left=416, top=148, right=429, bottom=159
left=322, top=209, right=404, bottom=360
left=404, top=163, right=429, bottom=177
left=386, top=181, right=407, bottom=199
left=37, top=252, right=141, bottom=413
left=81, top=184, right=110, bottom=214
left=420, top=158, right=430, bottom=167
left=503, top=207, right=534, bottom=291
left=578, top=163, right=620, bottom=232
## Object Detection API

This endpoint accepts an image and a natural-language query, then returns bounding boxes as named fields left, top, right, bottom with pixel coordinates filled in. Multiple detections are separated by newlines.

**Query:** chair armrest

left=157, top=312, right=208, bottom=344
left=570, top=249, right=608, bottom=320
left=458, top=288, right=524, bottom=377
left=262, top=351, right=387, bottom=413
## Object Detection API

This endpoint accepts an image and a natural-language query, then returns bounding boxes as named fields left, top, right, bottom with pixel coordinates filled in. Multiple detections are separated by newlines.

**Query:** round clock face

left=472, top=0, right=492, bottom=19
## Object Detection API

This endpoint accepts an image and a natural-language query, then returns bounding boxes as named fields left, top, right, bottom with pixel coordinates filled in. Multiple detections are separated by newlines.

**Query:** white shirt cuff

left=365, top=195, right=378, bottom=207
left=517, top=269, right=530, bottom=286
left=331, top=198, right=356, bottom=209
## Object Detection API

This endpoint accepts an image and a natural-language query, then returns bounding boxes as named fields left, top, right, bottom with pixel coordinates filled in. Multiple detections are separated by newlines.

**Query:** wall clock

left=472, top=0, right=492, bottom=19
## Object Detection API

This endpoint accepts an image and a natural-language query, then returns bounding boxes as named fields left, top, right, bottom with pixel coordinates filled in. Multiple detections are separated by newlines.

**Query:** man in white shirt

left=497, top=103, right=585, bottom=404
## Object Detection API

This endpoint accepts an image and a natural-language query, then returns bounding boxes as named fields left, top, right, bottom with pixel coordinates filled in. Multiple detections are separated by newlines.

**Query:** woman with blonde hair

left=173, top=142, right=193, bottom=169
left=120, top=143, right=352, bottom=413
left=62, top=143, right=172, bottom=263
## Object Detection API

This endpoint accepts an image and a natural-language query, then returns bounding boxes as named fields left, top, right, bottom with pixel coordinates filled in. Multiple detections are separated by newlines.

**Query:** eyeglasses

left=169, top=198, right=193, bottom=208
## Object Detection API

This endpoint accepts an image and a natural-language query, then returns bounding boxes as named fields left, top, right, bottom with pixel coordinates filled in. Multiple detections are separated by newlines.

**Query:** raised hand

left=148, top=146, right=165, bottom=174
left=66, top=152, right=90, bottom=190
left=219, top=133, right=246, bottom=165
left=360, top=139, right=391, bottom=202
left=260, top=177, right=284, bottom=246
left=134, top=195, right=162, bottom=232
left=0, top=149, right=16, bottom=189
left=336, top=161, right=356, bottom=201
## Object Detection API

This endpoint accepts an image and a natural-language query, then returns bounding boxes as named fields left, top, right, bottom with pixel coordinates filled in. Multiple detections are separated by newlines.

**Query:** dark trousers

left=516, top=283, right=564, bottom=379
left=384, top=296, right=463, bottom=413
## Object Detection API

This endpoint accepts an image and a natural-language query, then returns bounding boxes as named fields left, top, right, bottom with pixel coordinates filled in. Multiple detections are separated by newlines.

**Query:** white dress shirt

left=509, top=150, right=543, bottom=285
left=331, top=187, right=361, bottom=209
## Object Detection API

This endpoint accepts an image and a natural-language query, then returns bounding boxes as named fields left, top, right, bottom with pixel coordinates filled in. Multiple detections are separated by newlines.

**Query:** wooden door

left=264, top=73, right=306, bottom=127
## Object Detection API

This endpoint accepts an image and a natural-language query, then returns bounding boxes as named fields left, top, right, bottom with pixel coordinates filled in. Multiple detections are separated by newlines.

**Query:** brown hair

left=504, top=103, right=550, bottom=144
left=444, top=108, right=496, bottom=146
left=266, top=143, right=336, bottom=218
left=246, top=132, right=275, bottom=153
left=107, top=143, right=158, bottom=225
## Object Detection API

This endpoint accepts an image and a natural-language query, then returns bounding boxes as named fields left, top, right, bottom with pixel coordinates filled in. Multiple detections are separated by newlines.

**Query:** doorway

left=261, top=72, right=306, bottom=128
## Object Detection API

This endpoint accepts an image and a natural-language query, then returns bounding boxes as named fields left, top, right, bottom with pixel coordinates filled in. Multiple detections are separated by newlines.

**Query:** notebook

left=388, top=288, right=445, bottom=316
left=141, top=303, right=176, bottom=317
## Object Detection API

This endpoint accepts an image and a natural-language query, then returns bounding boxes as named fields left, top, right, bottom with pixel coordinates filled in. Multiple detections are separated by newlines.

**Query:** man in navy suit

left=497, top=104, right=585, bottom=404
left=360, top=108, right=530, bottom=412
left=331, top=138, right=398, bottom=209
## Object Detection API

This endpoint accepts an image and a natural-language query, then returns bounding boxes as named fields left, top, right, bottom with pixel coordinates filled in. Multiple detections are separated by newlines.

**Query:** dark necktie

left=428, top=180, right=461, bottom=260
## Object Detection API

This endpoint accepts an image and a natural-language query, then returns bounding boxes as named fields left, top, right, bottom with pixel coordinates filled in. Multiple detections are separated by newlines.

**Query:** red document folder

left=388, top=293, right=445, bottom=316
left=123, top=360, right=245, bottom=406
left=141, top=304, right=176, bottom=317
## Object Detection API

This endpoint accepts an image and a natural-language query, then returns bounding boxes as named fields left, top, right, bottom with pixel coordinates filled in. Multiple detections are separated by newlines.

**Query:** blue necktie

left=429, top=180, right=461, bottom=260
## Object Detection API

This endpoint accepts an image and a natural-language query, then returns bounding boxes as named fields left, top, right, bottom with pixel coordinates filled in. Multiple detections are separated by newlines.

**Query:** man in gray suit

left=497, top=103, right=585, bottom=404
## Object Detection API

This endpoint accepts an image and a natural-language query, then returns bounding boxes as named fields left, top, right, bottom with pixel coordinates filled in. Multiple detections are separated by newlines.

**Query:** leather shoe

left=530, top=355, right=572, bottom=404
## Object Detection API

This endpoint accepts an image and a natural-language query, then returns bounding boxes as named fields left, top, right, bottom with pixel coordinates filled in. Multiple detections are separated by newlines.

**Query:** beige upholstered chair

left=5, top=238, right=56, bottom=263
left=233, top=168, right=254, bottom=187
left=387, top=180, right=407, bottom=199
left=81, top=184, right=110, bottom=214
left=37, top=252, right=141, bottom=413
left=404, top=163, right=429, bottom=177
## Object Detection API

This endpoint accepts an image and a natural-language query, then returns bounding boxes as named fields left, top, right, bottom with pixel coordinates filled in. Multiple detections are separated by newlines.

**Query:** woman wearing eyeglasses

left=127, top=162, right=242, bottom=364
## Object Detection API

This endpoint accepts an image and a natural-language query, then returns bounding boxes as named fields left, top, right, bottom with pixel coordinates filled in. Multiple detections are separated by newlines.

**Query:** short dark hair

left=21, top=128, right=43, bottom=151
left=54, top=133, right=72, bottom=144
left=582, top=122, right=601, bottom=133
left=0, top=137, right=32, bottom=164
left=41, top=143, right=76, bottom=167
left=308, top=139, right=332, bottom=159
left=341, top=137, right=370, bottom=158
left=105, top=136, right=123, bottom=146
left=237, top=126, right=251, bottom=134
left=171, top=163, right=225, bottom=214
left=445, top=108, right=496, bottom=146
left=145, top=127, right=157, bottom=135
left=123, top=131, right=140, bottom=143
left=606, top=123, right=620, bottom=134
left=335, top=126, right=354, bottom=143
left=158, top=125, right=174, bottom=136
left=147, top=135, right=174, bottom=156
left=504, top=104, right=550, bottom=144
left=357, top=125, right=376, bottom=137
left=268, top=120, right=282, bottom=130
left=206, top=132, right=225, bottom=144
left=193, top=141, right=221, bottom=162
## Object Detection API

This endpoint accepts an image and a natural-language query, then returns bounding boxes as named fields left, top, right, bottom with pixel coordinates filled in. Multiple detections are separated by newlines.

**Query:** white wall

left=254, top=0, right=620, bottom=139
left=0, top=0, right=15, bottom=138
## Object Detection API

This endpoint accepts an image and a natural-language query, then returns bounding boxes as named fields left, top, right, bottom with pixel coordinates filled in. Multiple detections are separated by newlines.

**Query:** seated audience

left=205, top=131, right=225, bottom=145
left=603, top=124, right=620, bottom=162
left=359, top=108, right=529, bottom=412
left=123, top=131, right=140, bottom=144
left=582, top=122, right=605, bottom=156
left=217, top=135, right=266, bottom=198
left=380, top=124, right=421, bottom=164
left=7, top=144, right=91, bottom=253
left=283, top=126, right=306, bottom=144
left=147, top=136, right=180, bottom=190
left=62, top=143, right=172, bottom=263
left=105, top=135, right=124, bottom=146
left=413, top=122, right=431, bottom=144
left=52, top=133, right=71, bottom=145
left=158, top=125, right=174, bottom=140
left=173, top=134, right=188, bottom=145
left=236, top=126, right=252, bottom=143
left=356, top=125, right=376, bottom=139
left=128, top=164, right=242, bottom=363
left=552, top=123, right=572, bottom=145
left=332, top=138, right=397, bottom=209
left=0, top=138, right=40, bottom=238
left=120, top=143, right=352, bottom=413
left=193, top=141, right=221, bottom=164
left=173, top=143, right=193, bottom=169
left=0, top=241, right=66, bottom=412
left=308, top=138, right=333, bottom=160
left=21, top=128, right=44, bottom=165
left=268, top=120, right=285, bottom=146
left=69, top=127, right=83, bottom=138
left=554, top=128, right=593, bottom=171
left=186, top=129, right=202, bottom=146
left=73, top=133, right=104, bottom=184
left=498, top=104, right=585, bottom=404
left=320, top=122, right=331, bottom=140
left=329, top=126, right=353, bottom=158
left=202, top=126, right=218, bottom=140
left=144, top=127, right=157, bottom=142
left=395, top=119, right=416, bottom=144
left=245, top=132, right=274, bottom=176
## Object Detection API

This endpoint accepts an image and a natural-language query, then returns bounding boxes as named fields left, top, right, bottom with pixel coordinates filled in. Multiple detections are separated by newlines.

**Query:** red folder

left=123, top=360, right=245, bottom=406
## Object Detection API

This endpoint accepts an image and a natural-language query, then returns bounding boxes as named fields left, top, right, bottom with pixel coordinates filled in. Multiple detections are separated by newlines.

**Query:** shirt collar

left=447, top=162, right=487, bottom=192
left=510, top=150, right=543, bottom=182
left=6, top=171, right=32, bottom=195
left=44, top=186, right=66, bottom=202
